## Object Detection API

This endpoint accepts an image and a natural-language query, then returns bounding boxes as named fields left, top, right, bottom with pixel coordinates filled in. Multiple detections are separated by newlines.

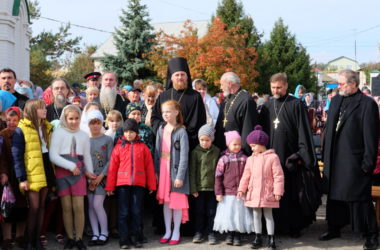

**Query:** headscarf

left=294, top=84, right=305, bottom=100
left=15, top=86, right=34, bottom=99
left=86, top=110, right=104, bottom=124
left=165, top=57, right=192, bottom=89
left=59, top=105, right=82, bottom=132
left=0, top=90, right=17, bottom=112
left=4, top=106, right=21, bottom=119
left=80, top=102, right=102, bottom=134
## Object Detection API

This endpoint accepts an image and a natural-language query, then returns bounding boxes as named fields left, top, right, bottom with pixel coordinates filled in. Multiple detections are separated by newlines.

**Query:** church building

left=0, top=0, right=31, bottom=80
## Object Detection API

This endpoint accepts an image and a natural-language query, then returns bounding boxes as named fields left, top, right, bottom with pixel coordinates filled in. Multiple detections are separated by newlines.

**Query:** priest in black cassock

left=214, top=72, right=258, bottom=154
left=259, top=72, right=321, bottom=237
left=151, top=57, right=206, bottom=150
left=320, top=70, right=379, bottom=250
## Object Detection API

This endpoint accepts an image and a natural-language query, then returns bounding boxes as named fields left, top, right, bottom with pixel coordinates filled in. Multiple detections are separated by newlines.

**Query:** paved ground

left=20, top=196, right=369, bottom=249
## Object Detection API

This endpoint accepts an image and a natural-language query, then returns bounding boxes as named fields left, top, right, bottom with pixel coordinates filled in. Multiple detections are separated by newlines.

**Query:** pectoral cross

left=223, top=118, right=228, bottom=128
left=273, top=118, right=280, bottom=129
left=335, top=120, right=341, bottom=132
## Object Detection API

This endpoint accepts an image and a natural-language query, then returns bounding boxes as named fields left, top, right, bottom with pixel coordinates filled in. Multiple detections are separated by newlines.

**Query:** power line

left=146, top=0, right=209, bottom=16
left=305, top=23, right=380, bottom=46
left=38, top=16, right=114, bottom=34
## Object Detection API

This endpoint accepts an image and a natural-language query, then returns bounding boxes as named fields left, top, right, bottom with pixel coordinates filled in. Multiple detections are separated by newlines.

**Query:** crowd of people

left=0, top=58, right=379, bottom=250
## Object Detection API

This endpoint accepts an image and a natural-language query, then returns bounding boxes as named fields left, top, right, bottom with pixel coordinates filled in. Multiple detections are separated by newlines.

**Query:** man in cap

left=127, top=88, right=142, bottom=103
left=72, top=82, right=85, bottom=97
left=84, top=72, right=101, bottom=88
left=151, top=57, right=206, bottom=150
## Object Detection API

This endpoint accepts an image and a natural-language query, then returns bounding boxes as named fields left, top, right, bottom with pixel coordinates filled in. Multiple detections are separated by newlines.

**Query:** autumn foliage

left=147, top=17, right=259, bottom=91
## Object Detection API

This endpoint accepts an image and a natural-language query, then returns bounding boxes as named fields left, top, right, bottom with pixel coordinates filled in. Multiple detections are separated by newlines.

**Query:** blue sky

left=32, top=0, right=380, bottom=64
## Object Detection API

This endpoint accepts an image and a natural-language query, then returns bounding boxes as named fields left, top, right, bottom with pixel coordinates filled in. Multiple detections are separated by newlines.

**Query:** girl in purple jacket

left=213, top=131, right=253, bottom=246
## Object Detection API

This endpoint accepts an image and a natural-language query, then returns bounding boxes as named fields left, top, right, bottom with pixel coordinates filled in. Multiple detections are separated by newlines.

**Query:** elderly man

left=46, top=78, right=71, bottom=122
left=99, top=71, right=129, bottom=120
left=127, top=88, right=141, bottom=103
left=259, top=72, right=321, bottom=237
left=320, top=70, right=379, bottom=250
left=214, top=72, right=257, bottom=154
left=0, top=68, right=28, bottom=108
left=151, top=57, right=206, bottom=150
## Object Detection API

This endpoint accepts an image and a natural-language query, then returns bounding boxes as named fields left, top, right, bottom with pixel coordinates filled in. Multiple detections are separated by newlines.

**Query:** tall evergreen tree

left=255, top=18, right=315, bottom=94
left=214, top=0, right=262, bottom=48
left=101, top=0, right=155, bottom=85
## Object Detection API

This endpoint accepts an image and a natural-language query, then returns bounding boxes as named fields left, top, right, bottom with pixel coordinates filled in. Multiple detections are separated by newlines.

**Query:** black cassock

left=214, top=89, right=257, bottom=155
left=259, top=94, right=322, bottom=233
left=151, top=88, right=206, bottom=151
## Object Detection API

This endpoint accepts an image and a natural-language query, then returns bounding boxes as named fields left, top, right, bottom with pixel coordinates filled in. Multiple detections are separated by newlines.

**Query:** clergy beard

left=173, top=81, right=187, bottom=90
left=100, top=86, right=117, bottom=112
left=223, top=89, right=231, bottom=97
left=273, top=94, right=281, bottom=99
left=54, top=94, right=66, bottom=108
left=339, top=87, right=358, bottom=97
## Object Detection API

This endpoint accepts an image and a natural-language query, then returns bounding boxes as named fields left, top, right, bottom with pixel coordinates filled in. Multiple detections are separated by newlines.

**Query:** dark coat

left=0, top=128, right=27, bottom=208
left=259, top=94, right=321, bottom=232
left=100, top=94, right=129, bottom=121
left=323, top=91, right=379, bottom=201
left=46, top=102, right=70, bottom=122
left=151, top=88, right=206, bottom=151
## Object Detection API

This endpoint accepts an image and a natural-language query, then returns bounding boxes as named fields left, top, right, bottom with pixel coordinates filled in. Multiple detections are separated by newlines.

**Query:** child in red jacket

left=105, top=119, right=156, bottom=249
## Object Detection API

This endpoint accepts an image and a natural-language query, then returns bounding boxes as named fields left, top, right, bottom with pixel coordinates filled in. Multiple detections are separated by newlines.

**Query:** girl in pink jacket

left=238, top=125, right=284, bottom=249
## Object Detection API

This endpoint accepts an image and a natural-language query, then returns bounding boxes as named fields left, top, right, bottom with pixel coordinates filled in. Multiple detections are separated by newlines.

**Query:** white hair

left=221, top=72, right=240, bottom=86
left=99, top=84, right=117, bottom=113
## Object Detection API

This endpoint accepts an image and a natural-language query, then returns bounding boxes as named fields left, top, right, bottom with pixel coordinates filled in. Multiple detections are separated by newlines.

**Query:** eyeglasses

left=53, top=87, right=67, bottom=91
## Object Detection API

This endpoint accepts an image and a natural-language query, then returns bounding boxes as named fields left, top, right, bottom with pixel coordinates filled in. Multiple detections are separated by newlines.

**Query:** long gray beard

left=100, top=86, right=117, bottom=112
left=54, top=94, right=66, bottom=108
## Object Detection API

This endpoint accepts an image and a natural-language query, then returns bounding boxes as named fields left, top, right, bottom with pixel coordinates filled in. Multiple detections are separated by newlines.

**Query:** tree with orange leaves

left=147, top=17, right=259, bottom=94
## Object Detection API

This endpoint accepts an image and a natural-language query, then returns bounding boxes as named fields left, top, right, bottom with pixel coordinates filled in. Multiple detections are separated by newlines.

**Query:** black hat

left=72, top=82, right=81, bottom=88
left=84, top=72, right=101, bottom=81
left=165, top=57, right=192, bottom=89
left=130, top=87, right=142, bottom=92
left=123, top=118, right=139, bottom=134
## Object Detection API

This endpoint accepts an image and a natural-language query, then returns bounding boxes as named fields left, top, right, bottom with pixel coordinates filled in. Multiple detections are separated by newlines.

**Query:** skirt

left=213, top=195, right=254, bottom=233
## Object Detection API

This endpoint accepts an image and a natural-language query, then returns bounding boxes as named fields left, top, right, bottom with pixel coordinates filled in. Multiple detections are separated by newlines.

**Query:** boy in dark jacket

left=189, top=124, right=220, bottom=244
left=105, top=119, right=156, bottom=249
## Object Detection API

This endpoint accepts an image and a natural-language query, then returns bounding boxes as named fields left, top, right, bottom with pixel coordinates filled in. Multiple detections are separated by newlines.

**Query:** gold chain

left=223, top=89, right=243, bottom=128
left=171, top=88, right=186, bottom=103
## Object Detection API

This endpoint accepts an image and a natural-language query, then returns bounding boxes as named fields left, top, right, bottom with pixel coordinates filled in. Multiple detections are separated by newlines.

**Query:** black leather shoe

left=251, top=233, right=262, bottom=249
left=233, top=233, right=241, bottom=246
left=75, top=239, right=87, bottom=250
left=63, top=239, right=76, bottom=249
left=267, top=235, right=276, bottom=249
left=318, top=231, right=341, bottom=241
left=363, top=236, right=379, bottom=250
left=225, top=232, right=234, bottom=245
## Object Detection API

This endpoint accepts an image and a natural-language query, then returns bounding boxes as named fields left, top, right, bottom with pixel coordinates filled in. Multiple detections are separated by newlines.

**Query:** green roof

left=12, top=0, right=31, bottom=24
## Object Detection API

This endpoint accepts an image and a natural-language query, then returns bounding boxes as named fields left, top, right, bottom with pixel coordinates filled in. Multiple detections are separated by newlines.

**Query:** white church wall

left=0, top=0, right=30, bottom=80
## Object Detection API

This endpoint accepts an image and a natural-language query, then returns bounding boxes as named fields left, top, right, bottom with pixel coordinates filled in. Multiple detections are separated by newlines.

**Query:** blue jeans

left=117, top=185, right=145, bottom=240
